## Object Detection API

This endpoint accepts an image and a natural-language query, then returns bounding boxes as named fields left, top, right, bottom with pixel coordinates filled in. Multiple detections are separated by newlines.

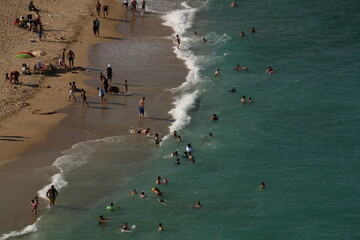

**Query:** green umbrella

left=14, top=53, right=35, bottom=58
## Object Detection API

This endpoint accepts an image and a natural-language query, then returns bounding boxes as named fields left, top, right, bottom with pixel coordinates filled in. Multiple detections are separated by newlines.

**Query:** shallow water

left=4, top=0, right=360, bottom=239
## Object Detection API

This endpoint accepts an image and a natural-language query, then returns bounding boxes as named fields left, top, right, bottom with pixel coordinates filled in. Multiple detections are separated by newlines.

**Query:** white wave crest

left=0, top=218, right=41, bottom=240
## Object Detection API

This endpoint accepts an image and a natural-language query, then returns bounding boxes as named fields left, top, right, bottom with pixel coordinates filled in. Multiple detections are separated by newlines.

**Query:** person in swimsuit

left=195, top=201, right=202, bottom=208
left=250, top=27, right=256, bottom=33
left=95, top=1, right=102, bottom=16
left=140, top=192, right=147, bottom=198
left=156, top=176, right=161, bottom=184
left=129, top=189, right=137, bottom=195
left=240, top=31, right=245, bottom=37
left=175, top=158, right=181, bottom=165
left=106, top=64, right=112, bottom=82
left=158, top=223, right=164, bottom=231
left=241, top=96, right=246, bottom=104
left=119, top=222, right=129, bottom=231
left=229, top=87, right=237, bottom=92
left=67, top=50, right=75, bottom=69
left=68, top=82, right=76, bottom=102
left=260, top=182, right=266, bottom=189
left=99, top=215, right=111, bottom=224
left=234, top=64, right=248, bottom=71
left=211, top=113, right=219, bottom=121
left=266, top=66, right=276, bottom=74
left=123, top=80, right=128, bottom=95
left=214, top=68, right=220, bottom=76
left=97, top=87, right=107, bottom=104
left=46, top=185, right=58, bottom=206
left=31, top=199, right=38, bottom=214
left=139, top=97, right=145, bottom=118
left=231, top=1, right=237, bottom=7
left=81, top=89, right=89, bottom=107
left=175, top=35, right=181, bottom=49
left=124, top=0, right=129, bottom=11
left=103, top=5, right=109, bottom=18
left=247, top=97, right=254, bottom=103
left=141, top=0, right=146, bottom=12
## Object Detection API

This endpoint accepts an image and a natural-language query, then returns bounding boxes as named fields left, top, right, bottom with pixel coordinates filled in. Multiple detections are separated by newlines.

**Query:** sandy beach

left=0, top=0, right=187, bottom=236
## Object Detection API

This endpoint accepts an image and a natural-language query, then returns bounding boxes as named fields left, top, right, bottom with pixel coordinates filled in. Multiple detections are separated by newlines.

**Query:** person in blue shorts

left=138, top=96, right=145, bottom=118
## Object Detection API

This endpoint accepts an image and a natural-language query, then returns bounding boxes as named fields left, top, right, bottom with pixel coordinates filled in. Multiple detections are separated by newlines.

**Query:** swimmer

left=140, top=192, right=147, bottom=198
left=208, top=133, right=213, bottom=138
left=163, top=178, right=168, bottom=184
left=186, top=143, right=193, bottom=153
left=159, top=199, right=167, bottom=205
left=188, top=152, right=194, bottom=160
left=202, top=37, right=207, bottom=42
left=106, top=202, right=120, bottom=210
left=175, top=158, right=181, bottom=165
left=195, top=201, right=202, bottom=208
left=119, top=222, right=129, bottom=231
left=158, top=223, right=164, bottom=231
left=194, top=31, right=198, bottom=35
left=156, top=176, right=161, bottom=184
left=129, top=189, right=137, bottom=195
left=240, top=31, right=245, bottom=37
left=171, top=151, right=179, bottom=157
left=247, top=97, right=254, bottom=103
left=259, top=182, right=266, bottom=189
left=214, top=68, right=220, bottom=76
left=211, top=113, right=219, bottom=121
left=172, top=130, right=178, bottom=138
left=250, top=27, right=256, bottom=33
left=152, top=187, right=162, bottom=196
left=229, top=87, right=237, bottom=92
left=266, top=66, right=276, bottom=74
left=99, top=215, right=111, bottom=224
left=241, top=96, right=246, bottom=104
left=155, top=133, right=161, bottom=145
left=234, top=64, right=248, bottom=71
left=204, top=132, right=213, bottom=143
left=177, top=135, right=182, bottom=142
left=231, top=1, right=237, bottom=7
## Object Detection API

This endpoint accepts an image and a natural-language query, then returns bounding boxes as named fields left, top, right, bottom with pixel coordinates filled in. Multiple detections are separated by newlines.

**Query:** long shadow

left=101, top=36, right=124, bottom=40
left=43, top=40, right=71, bottom=44
left=106, top=18, right=131, bottom=23
left=148, top=117, right=174, bottom=122
left=0, top=136, right=30, bottom=139
left=86, top=68, right=102, bottom=72
left=91, top=106, right=112, bottom=110
left=18, top=83, right=40, bottom=88
left=0, top=138, right=25, bottom=142
left=109, top=102, right=124, bottom=106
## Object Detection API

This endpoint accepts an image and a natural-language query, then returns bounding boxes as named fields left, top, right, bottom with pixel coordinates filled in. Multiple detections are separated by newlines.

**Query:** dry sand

left=0, top=0, right=125, bottom=163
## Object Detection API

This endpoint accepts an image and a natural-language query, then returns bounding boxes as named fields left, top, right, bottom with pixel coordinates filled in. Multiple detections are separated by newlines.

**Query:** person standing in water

left=46, top=185, right=58, bottom=206
left=139, top=96, right=145, bottom=118
left=158, top=223, right=163, bottom=231
left=141, top=0, right=146, bottom=12
left=123, top=80, right=128, bottom=95
left=174, top=34, right=181, bottom=49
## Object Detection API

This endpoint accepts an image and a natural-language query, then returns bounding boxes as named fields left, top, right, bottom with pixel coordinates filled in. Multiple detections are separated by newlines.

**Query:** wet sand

left=0, top=2, right=187, bottom=236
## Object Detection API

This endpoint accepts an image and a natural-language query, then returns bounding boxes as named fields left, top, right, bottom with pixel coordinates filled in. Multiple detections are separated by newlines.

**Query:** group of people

left=95, top=1, right=110, bottom=18
left=122, top=0, right=146, bottom=15
left=14, top=2, right=43, bottom=40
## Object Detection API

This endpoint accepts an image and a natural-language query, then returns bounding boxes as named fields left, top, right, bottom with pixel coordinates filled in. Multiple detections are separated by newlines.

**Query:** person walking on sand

left=106, top=64, right=112, bottom=82
left=81, top=89, right=89, bottom=107
left=46, top=185, right=58, bottom=206
left=103, top=4, right=109, bottom=18
left=95, top=18, right=100, bottom=36
left=130, top=0, right=138, bottom=15
left=123, top=0, right=129, bottom=11
left=68, top=82, right=76, bottom=102
left=139, top=96, right=145, bottom=118
left=97, top=87, right=107, bottom=104
left=67, top=50, right=75, bottom=69
left=60, top=48, right=66, bottom=63
left=95, top=1, right=102, bottom=16
left=92, top=19, right=98, bottom=37
left=123, top=80, right=128, bottom=95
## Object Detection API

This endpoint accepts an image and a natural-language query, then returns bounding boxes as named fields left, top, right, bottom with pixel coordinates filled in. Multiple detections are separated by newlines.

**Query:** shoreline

left=0, top=0, right=188, bottom=236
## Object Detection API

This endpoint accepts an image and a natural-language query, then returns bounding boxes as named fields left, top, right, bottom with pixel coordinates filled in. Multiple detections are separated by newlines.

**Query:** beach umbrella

left=32, top=50, right=46, bottom=56
left=14, top=52, right=35, bottom=58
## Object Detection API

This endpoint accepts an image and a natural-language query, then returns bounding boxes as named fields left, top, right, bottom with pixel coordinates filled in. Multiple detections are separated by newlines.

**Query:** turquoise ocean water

left=3, top=0, right=360, bottom=239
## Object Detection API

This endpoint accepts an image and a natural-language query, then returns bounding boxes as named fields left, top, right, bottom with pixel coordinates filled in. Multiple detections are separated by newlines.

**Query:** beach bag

left=109, top=86, right=120, bottom=93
